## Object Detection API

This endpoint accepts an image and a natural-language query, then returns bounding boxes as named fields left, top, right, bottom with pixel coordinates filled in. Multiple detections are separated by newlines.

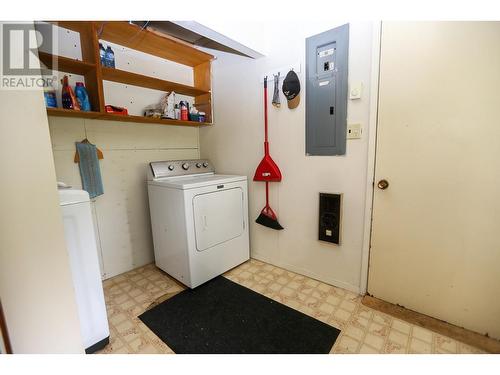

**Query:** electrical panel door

left=306, top=24, right=349, bottom=155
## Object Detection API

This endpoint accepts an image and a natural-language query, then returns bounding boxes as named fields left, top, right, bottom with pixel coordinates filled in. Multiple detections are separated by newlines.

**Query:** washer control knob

left=196, top=163, right=202, bottom=168
left=168, top=165, right=174, bottom=171
left=182, top=163, right=189, bottom=170
left=203, top=162, right=209, bottom=168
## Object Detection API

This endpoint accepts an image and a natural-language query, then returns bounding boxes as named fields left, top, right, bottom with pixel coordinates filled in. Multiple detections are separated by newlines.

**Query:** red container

left=180, top=101, right=189, bottom=121
left=105, top=105, right=128, bottom=115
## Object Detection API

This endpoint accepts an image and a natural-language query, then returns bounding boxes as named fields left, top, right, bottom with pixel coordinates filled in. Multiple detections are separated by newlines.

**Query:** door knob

left=377, top=179, right=389, bottom=190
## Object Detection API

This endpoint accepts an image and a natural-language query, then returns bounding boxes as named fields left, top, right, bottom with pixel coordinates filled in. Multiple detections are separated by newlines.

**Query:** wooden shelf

left=47, top=108, right=101, bottom=119
left=46, top=108, right=210, bottom=127
left=43, top=21, right=213, bottom=126
left=38, top=52, right=96, bottom=75
left=100, top=113, right=209, bottom=126
left=95, top=21, right=214, bottom=67
left=101, top=67, right=209, bottom=97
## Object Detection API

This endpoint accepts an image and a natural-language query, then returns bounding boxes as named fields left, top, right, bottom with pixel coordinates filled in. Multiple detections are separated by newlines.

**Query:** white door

left=193, top=188, right=244, bottom=251
left=368, top=21, right=500, bottom=339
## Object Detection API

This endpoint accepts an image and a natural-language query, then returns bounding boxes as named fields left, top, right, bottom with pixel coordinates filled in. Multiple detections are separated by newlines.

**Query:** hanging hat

left=282, top=70, right=300, bottom=109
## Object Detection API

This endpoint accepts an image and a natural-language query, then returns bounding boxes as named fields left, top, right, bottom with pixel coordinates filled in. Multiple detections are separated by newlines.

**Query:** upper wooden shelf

left=101, top=67, right=209, bottom=97
left=38, top=51, right=96, bottom=75
left=97, top=22, right=214, bottom=67
left=53, top=21, right=214, bottom=67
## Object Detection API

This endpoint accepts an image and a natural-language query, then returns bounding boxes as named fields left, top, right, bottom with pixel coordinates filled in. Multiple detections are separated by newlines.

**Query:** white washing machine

left=147, top=159, right=249, bottom=288
left=58, top=187, right=109, bottom=353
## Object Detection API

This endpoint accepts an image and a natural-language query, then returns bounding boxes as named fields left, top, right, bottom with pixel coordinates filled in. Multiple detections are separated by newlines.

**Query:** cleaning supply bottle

left=75, top=82, right=91, bottom=111
left=180, top=101, right=188, bottom=121
left=99, top=43, right=106, bottom=65
left=43, top=87, right=57, bottom=108
left=174, top=104, right=180, bottom=120
left=105, top=46, right=115, bottom=68
left=61, top=75, right=80, bottom=110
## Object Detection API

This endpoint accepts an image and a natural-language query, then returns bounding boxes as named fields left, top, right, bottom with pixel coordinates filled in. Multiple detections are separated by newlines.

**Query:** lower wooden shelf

left=46, top=108, right=211, bottom=127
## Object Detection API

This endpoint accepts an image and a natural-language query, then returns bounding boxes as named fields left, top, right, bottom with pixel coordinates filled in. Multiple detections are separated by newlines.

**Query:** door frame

left=359, top=21, right=382, bottom=294
left=0, top=299, right=13, bottom=353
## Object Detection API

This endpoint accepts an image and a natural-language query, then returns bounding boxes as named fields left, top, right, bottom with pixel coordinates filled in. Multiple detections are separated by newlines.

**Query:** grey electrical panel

left=306, top=24, right=349, bottom=155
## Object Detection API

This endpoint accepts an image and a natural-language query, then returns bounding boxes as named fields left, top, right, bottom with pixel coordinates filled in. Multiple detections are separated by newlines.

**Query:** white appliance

left=147, top=159, right=250, bottom=288
left=58, top=187, right=109, bottom=353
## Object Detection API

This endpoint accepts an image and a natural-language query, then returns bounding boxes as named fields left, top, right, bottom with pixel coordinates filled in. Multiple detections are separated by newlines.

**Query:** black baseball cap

left=282, top=70, right=300, bottom=109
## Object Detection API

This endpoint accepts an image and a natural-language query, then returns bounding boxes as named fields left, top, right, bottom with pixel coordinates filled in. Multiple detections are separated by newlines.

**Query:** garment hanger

left=74, top=138, right=104, bottom=163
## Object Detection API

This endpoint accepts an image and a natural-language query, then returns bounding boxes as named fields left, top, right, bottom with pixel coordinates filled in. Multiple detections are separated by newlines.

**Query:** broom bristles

left=255, top=213, right=284, bottom=230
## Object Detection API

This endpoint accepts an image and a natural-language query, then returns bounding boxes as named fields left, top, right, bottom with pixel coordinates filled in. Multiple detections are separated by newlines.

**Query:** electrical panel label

left=318, top=48, right=334, bottom=58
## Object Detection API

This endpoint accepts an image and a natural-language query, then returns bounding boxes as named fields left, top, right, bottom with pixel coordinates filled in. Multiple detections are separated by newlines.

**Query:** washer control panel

left=149, top=159, right=215, bottom=179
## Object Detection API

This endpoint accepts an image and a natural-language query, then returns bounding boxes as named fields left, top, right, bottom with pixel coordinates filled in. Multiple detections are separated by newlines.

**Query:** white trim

left=359, top=21, right=382, bottom=295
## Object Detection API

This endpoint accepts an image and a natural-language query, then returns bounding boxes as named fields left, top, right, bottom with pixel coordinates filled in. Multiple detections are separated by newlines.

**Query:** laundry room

left=1, top=1, right=500, bottom=372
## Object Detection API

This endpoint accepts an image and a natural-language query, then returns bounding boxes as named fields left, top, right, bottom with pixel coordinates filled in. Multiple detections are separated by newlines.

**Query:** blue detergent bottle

left=105, top=46, right=115, bottom=68
left=75, top=82, right=91, bottom=111
left=99, top=43, right=106, bottom=65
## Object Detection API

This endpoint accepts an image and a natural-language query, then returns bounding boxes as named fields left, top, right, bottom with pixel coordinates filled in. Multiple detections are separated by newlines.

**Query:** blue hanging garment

left=76, top=141, right=104, bottom=199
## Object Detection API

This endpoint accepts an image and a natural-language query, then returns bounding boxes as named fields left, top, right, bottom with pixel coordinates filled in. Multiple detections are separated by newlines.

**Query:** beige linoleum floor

left=97, top=259, right=485, bottom=354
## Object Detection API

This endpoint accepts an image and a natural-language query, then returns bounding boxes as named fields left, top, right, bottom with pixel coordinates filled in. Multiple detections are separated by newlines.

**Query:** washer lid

left=148, top=174, right=247, bottom=190
left=58, top=188, right=90, bottom=206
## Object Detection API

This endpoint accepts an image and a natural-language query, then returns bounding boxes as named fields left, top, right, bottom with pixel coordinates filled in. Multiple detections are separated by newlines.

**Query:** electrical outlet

left=347, top=123, right=362, bottom=139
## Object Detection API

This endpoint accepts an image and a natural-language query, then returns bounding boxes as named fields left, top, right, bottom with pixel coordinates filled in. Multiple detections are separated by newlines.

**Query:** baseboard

left=362, top=295, right=500, bottom=354
left=251, top=252, right=361, bottom=294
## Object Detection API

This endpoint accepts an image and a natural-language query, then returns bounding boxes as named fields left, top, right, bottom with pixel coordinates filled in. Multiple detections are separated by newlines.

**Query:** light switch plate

left=347, top=123, right=362, bottom=139
left=349, top=82, right=363, bottom=99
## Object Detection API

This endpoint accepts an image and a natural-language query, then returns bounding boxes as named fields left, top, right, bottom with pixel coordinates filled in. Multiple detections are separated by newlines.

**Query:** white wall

left=0, top=22, right=83, bottom=351
left=49, top=118, right=199, bottom=279
left=200, top=21, right=376, bottom=293
left=48, top=25, right=200, bottom=279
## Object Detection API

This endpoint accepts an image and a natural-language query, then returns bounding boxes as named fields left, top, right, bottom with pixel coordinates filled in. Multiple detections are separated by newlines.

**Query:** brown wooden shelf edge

left=46, top=108, right=101, bottom=118
left=46, top=108, right=212, bottom=127
left=38, top=51, right=96, bottom=75
left=101, top=67, right=209, bottom=97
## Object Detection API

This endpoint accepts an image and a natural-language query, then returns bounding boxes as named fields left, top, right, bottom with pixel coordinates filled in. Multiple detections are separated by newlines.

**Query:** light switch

left=349, top=82, right=363, bottom=100
left=347, top=123, right=362, bottom=139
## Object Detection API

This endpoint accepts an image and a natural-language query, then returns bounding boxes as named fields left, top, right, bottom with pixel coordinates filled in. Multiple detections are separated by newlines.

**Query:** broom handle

left=264, top=77, right=270, bottom=205
left=264, top=76, right=268, bottom=143
left=265, top=181, right=269, bottom=207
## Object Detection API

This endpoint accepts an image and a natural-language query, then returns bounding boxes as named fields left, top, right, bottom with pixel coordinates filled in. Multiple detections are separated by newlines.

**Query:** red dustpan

left=253, top=77, right=282, bottom=182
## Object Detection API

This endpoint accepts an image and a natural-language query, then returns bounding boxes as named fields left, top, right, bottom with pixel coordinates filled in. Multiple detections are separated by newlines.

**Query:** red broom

left=254, top=77, right=283, bottom=230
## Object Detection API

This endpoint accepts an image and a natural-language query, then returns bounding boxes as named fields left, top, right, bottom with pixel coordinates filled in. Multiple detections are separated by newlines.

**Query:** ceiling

left=133, top=21, right=264, bottom=59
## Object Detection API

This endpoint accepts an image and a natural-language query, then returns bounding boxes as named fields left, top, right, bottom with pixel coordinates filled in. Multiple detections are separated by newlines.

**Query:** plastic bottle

left=75, top=82, right=91, bottom=111
left=44, top=88, right=57, bottom=108
left=61, top=75, right=80, bottom=110
left=174, top=104, right=180, bottom=120
left=189, top=105, right=199, bottom=122
left=105, top=46, right=115, bottom=68
left=99, top=43, right=106, bottom=66
left=180, top=101, right=188, bottom=121
left=198, top=112, right=206, bottom=123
